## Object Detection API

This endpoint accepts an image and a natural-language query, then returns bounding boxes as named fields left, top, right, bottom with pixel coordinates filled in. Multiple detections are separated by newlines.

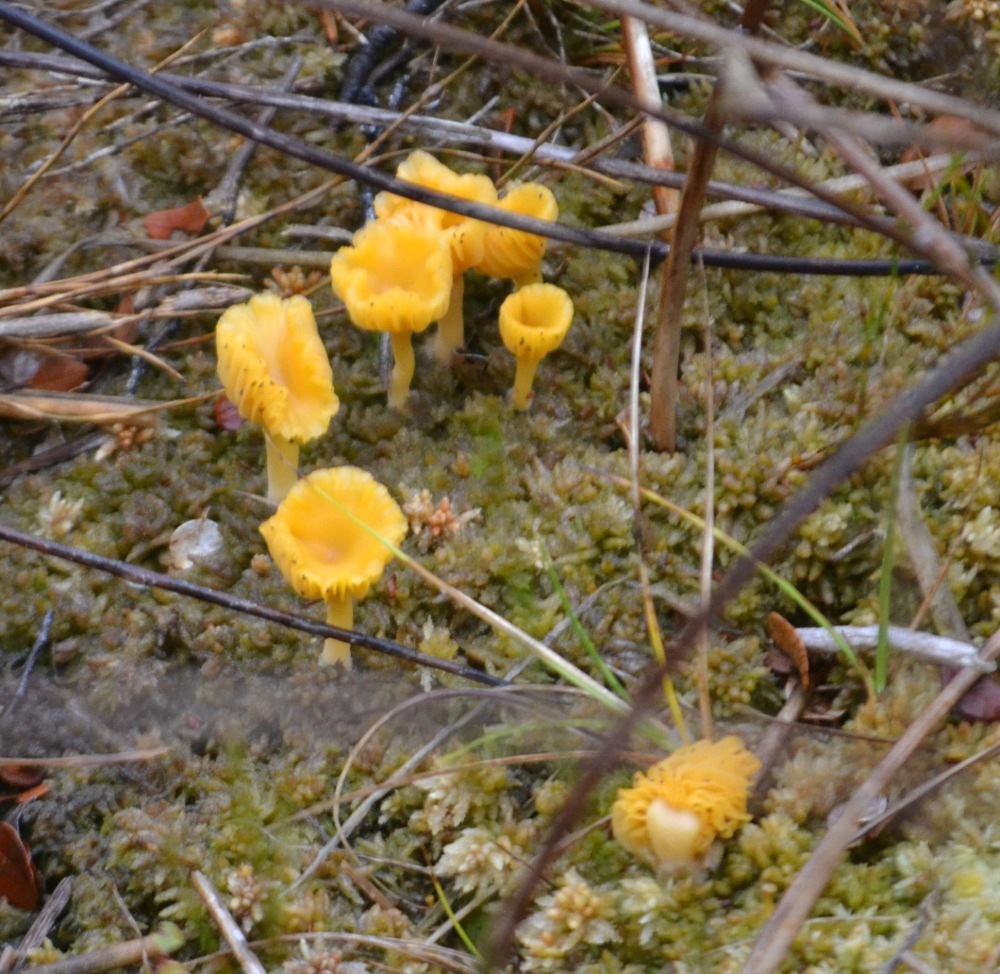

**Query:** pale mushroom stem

left=511, top=355, right=543, bottom=410
left=431, top=274, right=465, bottom=365
left=388, top=331, right=416, bottom=409
left=265, top=434, right=300, bottom=503
left=320, top=595, right=354, bottom=669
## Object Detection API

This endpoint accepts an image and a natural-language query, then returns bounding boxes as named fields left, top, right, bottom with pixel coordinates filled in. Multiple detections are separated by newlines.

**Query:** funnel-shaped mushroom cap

left=330, top=219, right=452, bottom=336
left=498, top=283, right=574, bottom=361
left=375, top=151, right=497, bottom=273
left=260, top=467, right=408, bottom=604
left=476, top=183, right=558, bottom=286
left=611, top=736, right=760, bottom=869
left=216, top=293, right=339, bottom=443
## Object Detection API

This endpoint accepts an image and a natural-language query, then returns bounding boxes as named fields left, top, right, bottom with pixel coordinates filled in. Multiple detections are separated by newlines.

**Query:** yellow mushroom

left=259, top=466, right=408, bottom=668
left=476, top=182, right=558, bottom=288
left=611, top=736, right=761, bottom=871
left=375, top=151, right=498, bottom=364
left=215, top=292, right=339, bottom=502
left=497, top=283, right=574, bottom=409
left=330, top=219, right=452, bottom=408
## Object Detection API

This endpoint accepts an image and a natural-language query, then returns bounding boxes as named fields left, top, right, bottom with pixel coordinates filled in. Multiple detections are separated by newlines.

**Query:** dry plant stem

left=0, top=524, right=506, bottom=686
left=212, top=55, right=302, bottom=223
left=855, top=737, right=1000, bottom=845
left=19, top=924, right=183, bottom=974
left=0, top=180, right=341, bottom=309
left=0, top=12, right=982, bottom=278
left=192, top=871, right=266, bottom=974
left=0, top=749, right=168, bottom=768
left=648, top=0, right=768, bottom=451
left=740, top=627, right=1000, bottom=974
left=0, top=877, right=73, bottom=974
left=793, top=625, right=991, bottom=671
left=621, top=15, right=678, bottom=217
left=695, top=259, right=715, bottom=740
left=649, top=90, right=723, bottom=451
left=624, top=251, right=688, bottom=737
left=587, top=0, right=1000, bottom=140
left=896, top=445, right=971, bottom=641
left=0, top=30, right=202, bottom=225
left=602, top=154, right=965, bottom=237
left=768, top=75, right=1000, bottom=308
left=750, top=684, right=807, bottom=806
left=15, top=51, right=985, bottom=245
left=254, top=932, right=477, bottom=974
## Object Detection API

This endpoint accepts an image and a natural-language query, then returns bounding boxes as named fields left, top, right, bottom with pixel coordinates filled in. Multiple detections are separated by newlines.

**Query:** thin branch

left=0, top=524, right=506, bottom=687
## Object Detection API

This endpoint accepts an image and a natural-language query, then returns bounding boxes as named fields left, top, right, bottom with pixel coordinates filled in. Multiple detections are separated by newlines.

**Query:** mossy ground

left=2, top=1, right=1000, bottom=971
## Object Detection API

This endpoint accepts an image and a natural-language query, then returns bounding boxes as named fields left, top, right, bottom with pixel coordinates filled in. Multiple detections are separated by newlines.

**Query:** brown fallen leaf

left=944, top=667, right=1000, bottom=722
left=142, top=195, right=211, bottom=240
left=0, top=821, right=42, bottom=912
left=767, top=611, right=810, bottom=690
left=0, top=765, right=44, bottom=791
left=900, top=115, right=984, bottom=191
left=26, top=355, right=90, bottom=392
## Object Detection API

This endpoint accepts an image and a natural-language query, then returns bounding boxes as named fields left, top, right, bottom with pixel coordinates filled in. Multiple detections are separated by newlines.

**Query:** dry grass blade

left=0, top=391, right=204, bottom=425
left=0, top=749, right=168, bottom=768
left=192, top=871, right=266, bottom=974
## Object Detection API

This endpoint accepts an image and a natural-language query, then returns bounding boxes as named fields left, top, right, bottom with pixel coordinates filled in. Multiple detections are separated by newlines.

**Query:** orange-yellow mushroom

left=215, top=293, right=339, bottom=502
left=497, top=283, right=573, bottom=409
left=611, top=736, right=761, bottom=871
left=330, top=219, right=452, bottom=408
left=476, top=182, right=558, bottom=288
left=375, top=151, right=498, bottom=364
left=259, top=466, right=408, bottom=668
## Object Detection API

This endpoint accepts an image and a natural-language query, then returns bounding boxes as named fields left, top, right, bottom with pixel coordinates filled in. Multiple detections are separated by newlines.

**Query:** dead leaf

left=900, top=116, right=984, bottom=191
left=26, top=356, right=90, bottom=392
left=945, top=667, right=1000, bottom=722
left=0, top=765, right=43, bottom=792
left=0, top=821, right=43, bottom=912
left=767, top=611, right=810, bottom=689
left=142, top=196, right=211, bottom=240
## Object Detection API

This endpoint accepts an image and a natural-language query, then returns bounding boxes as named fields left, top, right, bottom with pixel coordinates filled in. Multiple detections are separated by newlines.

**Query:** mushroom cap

left=611, top=736, right=760, bottom=868
left=498, top=283, right=574, bottom=362
left=259, top=466, right=408, bottom=604
left=476, top=182, right=558, bottom=282
left=375, top=152, right=498, bottom=273
left=330, top=219, right=453, bottom=335
left=215, top=292, right=339, bottom=443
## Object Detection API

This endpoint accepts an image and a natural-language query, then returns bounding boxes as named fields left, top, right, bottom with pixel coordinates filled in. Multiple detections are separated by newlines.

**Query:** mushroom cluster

left=611, top=736, right=761, bottom=871
left=330, top=151, right=572, bottom=409
left=211, top=151, right=578, bottom=672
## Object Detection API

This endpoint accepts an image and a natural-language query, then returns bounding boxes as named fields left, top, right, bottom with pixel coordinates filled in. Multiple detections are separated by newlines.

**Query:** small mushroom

left=497, top=283, right=574, bottom=409
left=476, top=182, right=558, bottom=288
left=330, top=219, right=452, bottom=408
left=611, top=736, right=761, bottom=871
left=215, top=293, right=339, bottom=502
left=259, top=466, right=408, bottom=668
left=375, top=151, right=498, bottom=365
